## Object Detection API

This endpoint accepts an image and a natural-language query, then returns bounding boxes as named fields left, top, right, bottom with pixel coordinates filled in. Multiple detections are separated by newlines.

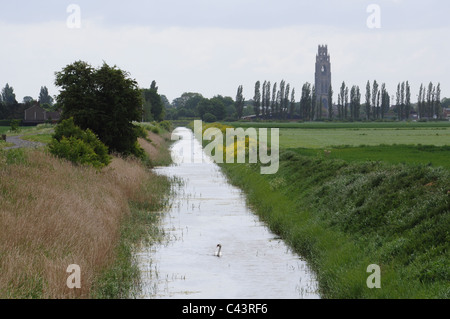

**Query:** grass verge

left=90, top=173, right=171, bottom=298
left=220, top=151, right=449, bottom=298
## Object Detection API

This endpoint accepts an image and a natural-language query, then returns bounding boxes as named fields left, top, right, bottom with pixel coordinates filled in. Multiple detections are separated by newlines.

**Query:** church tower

left=315, top=45, right=331, bottom=109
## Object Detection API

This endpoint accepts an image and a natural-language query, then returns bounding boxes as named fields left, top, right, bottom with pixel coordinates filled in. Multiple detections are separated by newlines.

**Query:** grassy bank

left=0, top=124, right=173, bottom=298
left=192, top=120, right=449, bottom=298
left=91, top=125, right=174, bottom=298
left=220, top=153, right=449, bottom=298
left=90, top=158, right=171, bottom=298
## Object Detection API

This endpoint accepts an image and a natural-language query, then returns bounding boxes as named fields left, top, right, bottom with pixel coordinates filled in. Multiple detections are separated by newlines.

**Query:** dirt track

left=4, top=135, right=45, bottom=150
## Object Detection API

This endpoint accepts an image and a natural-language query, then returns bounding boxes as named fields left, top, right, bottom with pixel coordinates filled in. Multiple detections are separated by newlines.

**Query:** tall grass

left=138, top=131, right=173, bottom=167
left=0, top=148, right=170, bottom=298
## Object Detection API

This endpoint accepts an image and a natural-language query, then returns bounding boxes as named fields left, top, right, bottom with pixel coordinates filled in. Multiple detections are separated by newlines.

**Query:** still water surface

left=136, top=127, right=320, bottom=299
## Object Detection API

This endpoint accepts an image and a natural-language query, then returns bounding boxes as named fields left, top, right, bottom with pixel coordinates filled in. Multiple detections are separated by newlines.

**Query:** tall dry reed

left=0, top=149, right=161, bottom=298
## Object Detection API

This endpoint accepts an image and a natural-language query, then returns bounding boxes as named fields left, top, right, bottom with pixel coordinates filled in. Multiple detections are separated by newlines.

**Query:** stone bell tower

left=315, top=45, right=331, bottom=109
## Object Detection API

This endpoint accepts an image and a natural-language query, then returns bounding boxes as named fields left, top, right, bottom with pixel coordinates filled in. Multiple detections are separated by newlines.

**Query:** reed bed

left=0, top=148, right=167, bottom=298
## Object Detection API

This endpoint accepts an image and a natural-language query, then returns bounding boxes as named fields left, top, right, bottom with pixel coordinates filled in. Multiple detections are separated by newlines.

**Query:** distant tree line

left=0, top=84, right=56, bottom=120
left=251, top=80, right=296, bottom=120
left=165, top=92, right=238, bottom=122
left=241, top=79, right=446, bottom=122
left=1, top=76, right=447, bottom=125
left=417, top=82, right=442, bottom=120
left=363, top=80, right=391, bottom=121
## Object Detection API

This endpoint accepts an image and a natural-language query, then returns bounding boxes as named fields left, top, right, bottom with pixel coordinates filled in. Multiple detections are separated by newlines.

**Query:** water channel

left=136, top=127, right=320, bottom=299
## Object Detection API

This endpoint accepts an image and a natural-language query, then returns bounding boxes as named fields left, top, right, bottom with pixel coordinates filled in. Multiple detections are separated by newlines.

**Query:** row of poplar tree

left=245, top=80, right=296, bottom=120
left=245, top=80, right=443, bottom=121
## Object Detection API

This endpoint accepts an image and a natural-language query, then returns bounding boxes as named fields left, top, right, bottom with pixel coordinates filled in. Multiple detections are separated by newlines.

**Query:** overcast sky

left=0, top=0, right=448, bottom=103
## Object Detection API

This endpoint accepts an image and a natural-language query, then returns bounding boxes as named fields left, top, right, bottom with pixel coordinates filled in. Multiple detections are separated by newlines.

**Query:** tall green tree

left=344, top=86, right=349, bottom=119
left=435, top=83, right=441, bottom=119
left=284, top=83, right=290, bottom=119
left=421, top=84, right=427, bottom=119
left=400, top=82, right=405, bottom=120
left=253, top=81, right=261, bottom=117
left=337, top=89, right=342, bottom=120
left=355, top=85, right=361, bottom=120
left=339, top=82, right=346, bottom=120
left=289, top=88, right=296, bottom=119
left=396, top=83, right=401, bottom=120
left=39, top=86, right=54, bottom=106
left=350, top=85, right=361, bottom=120
left=271, top=82, right=277, bottom=118
left=311, top=85, right=317, bottom=120
left=350, top=86, right=356, bottom=120
left=142, top=81, right=165, bottom=122
left=299, top=82, right=311, bottom=121
left=372, top=80, right=379, bottom=120
left=426, top=82, right=433, bottom=118
left=418, top=84, right=424, bottom=119
left=275, top=91, right=281, bottom=119
left=261, top=81, right=266, bottom=118
left=55, top=60, right=143, bottom=155
left=2, top=83, right=17, bottom=105
left=365, top=81, right=371, bottom=120
left=376, top=89, right=380, bottom=119
left=278, top=80, right=285, bottom=119
left=235, top=85, right=245, bottom=119
left=160, top=95, right=171, bottom=109
left=380, top=83, right=389, bottom=119
left=405, top=81, right=411, bottom=120
left=328, top=84, right=333, bottom=120
left=265, top=81, right=271, bottom=117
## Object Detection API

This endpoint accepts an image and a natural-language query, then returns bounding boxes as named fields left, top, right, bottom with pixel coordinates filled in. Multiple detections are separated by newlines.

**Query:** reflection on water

left=136, top=127, right=320, bottom=299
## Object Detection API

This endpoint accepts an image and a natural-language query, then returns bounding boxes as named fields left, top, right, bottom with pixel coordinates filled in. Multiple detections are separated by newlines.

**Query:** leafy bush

left=49, top=118, right=111, bottom=168
left=158, top=120, right=173, bottom=132
left=203, top=113, right=217, bottom=123
left=52, top=117, right=83, bottom=141
left=134, top=125, right=149, bottom=139
left=150, top=126, right=160, bottom=134
left=10, top=119, right=21, bottom=133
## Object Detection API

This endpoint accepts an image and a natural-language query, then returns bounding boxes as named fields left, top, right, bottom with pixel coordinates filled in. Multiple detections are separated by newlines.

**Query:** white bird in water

left=214, top=244, right=222, bottom=257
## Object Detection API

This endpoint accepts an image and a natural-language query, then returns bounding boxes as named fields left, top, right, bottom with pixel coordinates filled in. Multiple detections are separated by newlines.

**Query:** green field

left=226, top=121, right=450, bottom=148
left=278, top=127, right=450, bottom=148
left=225, top=121, right=450, bottom=170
